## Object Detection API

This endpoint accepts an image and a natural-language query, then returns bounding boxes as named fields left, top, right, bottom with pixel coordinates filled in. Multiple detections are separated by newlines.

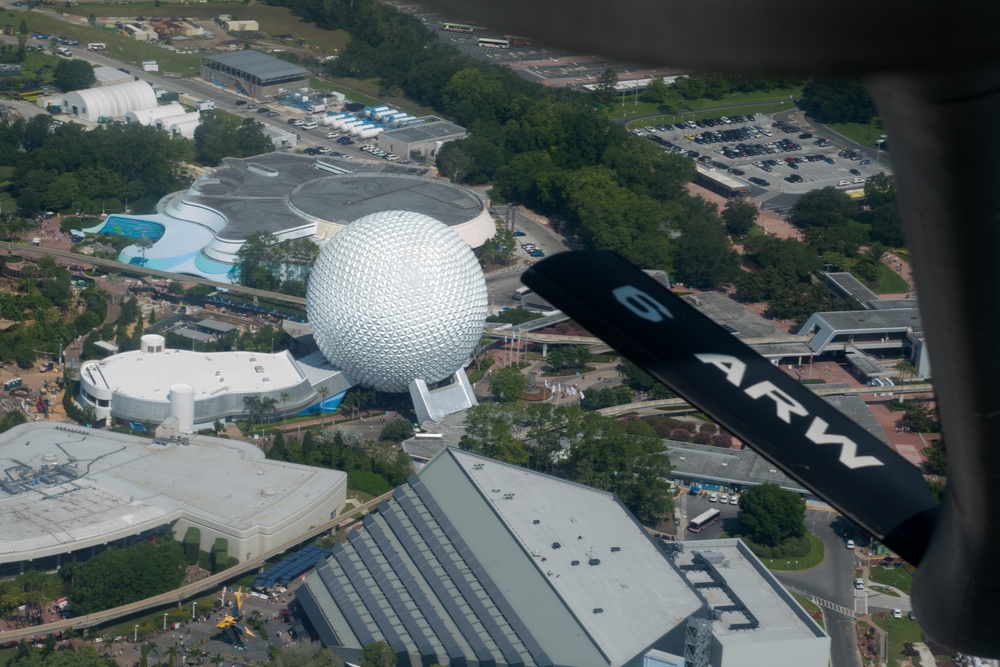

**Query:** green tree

left=924, top=438, right=947, bottom=476
left=594, top=68, right=619, bottom=107
left=490, top=366, right=527, bottom=403
left=800, top=77, right=877, bottom=124
left=736, top=483, right=806, bottom=547
left=546, top=345, right=591, bottom=372
left=639, top=77, right=670, bottom=106
left=380, top=419, right=414, bottom=442
left=231, top=232, right=279, bottom=288
left=790, top=186, right=856, bottom=228
left=360, top=641, right=396, bottom=667
left=0, top=408, right=27, bottom=433
left=721, top=198, right=759, bottom=237
left=193, top=110, right=272, bottom=166
left=52, top=59, right=97, bottom=92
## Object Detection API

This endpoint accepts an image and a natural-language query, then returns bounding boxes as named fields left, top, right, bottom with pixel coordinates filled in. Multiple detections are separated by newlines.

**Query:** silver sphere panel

left=307, top=210, right=488, bottom=393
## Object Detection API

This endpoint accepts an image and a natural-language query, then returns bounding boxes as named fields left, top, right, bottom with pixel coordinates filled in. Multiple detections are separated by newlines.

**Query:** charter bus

left=442, top=22, right=475, bottom=33
left=688, top=508, right=722, bottom=533
left=478, top=37, right=510, bottom=48
left=513, top=286, right=533, bottom=300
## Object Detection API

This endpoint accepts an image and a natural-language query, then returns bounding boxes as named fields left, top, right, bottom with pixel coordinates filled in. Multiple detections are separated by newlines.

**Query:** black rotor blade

left=523, top=250, right=937, bottom=566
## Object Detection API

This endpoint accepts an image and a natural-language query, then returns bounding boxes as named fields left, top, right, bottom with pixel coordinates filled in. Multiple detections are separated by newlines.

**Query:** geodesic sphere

left=306, top=210, right=488, bottom=393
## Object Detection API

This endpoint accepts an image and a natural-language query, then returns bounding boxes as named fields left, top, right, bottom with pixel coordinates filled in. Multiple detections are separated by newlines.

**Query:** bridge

left=596, top=384, right=934, bottom=416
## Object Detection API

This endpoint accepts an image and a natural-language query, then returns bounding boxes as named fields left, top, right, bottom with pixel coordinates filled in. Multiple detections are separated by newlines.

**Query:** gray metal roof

left=196, top=318, right=237, bottom=333
left=202, top=50, right=309, bottom=84
left=382, top=118, right=467, bottom=144
left=187, top=153, right=483, bottom=241
left=824, top=272, right=879, bottom=304
left=679, top=291, right=789, bottom=338
left=809, top=307, right=923, bottom=335
left=667, top=394, right=890, bottom=492
left=0, top=422, right=346, bottom=564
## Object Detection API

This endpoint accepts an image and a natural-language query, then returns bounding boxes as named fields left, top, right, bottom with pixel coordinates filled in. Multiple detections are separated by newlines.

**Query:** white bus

left=513, top=286, right=533, bottom=300
left=688, top=508, right=721, bottom=533
left=478, top=38, right=510, bottom=49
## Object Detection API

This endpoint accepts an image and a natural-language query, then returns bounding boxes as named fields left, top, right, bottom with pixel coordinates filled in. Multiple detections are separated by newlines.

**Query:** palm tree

left=279, top=391, right=291, bottom=425
left=163, top=644, right=182, bottom=667
left=243, top=395, right=262, bottom=425
left=260, top=396, right=278, bottom=424
left=316, top=386, right=330, bottom=424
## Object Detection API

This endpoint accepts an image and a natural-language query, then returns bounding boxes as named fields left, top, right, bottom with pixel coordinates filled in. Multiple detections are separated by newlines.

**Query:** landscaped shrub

left=694, top=431, right=713, bottom=445
left=669, top=428, right=692, bottom=442
left=712, top=433, right=734, bottom=448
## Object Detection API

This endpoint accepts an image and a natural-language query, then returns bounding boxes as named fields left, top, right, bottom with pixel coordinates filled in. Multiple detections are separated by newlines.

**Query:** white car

left=325, top=132, right=340, bottom=139
left=852, top=177, right=865, bottom=184
left=837, top=180, right=850, bottom=186
left=708, top=492, right=719, bottom=502
left=846, top=539, right=855, bottom=549
left=719, top=494, right=729, bottom=504
left=892, top=609, right=902, bottom=619
left=729, top=494, right=739, bottom=505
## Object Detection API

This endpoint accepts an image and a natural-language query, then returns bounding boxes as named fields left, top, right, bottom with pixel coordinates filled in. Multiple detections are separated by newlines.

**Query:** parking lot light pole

left=876, top=137, right=885, bottom=167
left=134, top=625, right=138, bottom=642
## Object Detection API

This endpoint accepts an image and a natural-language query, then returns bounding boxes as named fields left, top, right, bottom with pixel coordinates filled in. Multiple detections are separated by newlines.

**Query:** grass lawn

left=759, top=533, right=825, bottom=571
left=871, top=614, right=925, bottom=667
left=874, top=262, right=910, bottom=294
left=868, top=564, right=915, bottom=595
left=613, top=86, right=802, bottom=123
left=870, top=584, right=901, bottom=597
left=791, top=593, right=825, bottom=630
left=825, top=117, right=886, bottom=148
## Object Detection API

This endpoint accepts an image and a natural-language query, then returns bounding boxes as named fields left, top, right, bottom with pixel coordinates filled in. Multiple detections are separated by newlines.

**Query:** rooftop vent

left=552, top=542, right=561, bottom=549
left=571, top=560, right=580, bottom=566
left=532, top=519, right=540, bottom=525
left=261, top=487, right=277, bottom=498
left=593, top=608, right=604, bottom=614
left=589, top=558, right=601, bottom=566
left=42, top=453, right=58, bottom=465
left=610, top=546, right=621, bottom=553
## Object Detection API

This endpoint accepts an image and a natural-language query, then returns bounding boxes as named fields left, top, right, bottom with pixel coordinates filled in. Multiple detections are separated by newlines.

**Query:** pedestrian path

left=808, top=595, right=857, bottom=618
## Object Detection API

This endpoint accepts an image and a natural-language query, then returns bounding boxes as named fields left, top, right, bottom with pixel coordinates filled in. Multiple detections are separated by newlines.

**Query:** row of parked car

left=361, top=145, right=399, bottom=161
left=708, top=492, right=740, bottom=505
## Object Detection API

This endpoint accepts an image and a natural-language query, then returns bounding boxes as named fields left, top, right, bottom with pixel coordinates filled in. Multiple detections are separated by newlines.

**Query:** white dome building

left=307, top=210, right=487, bottom=423
left=62, top=80, right=157, bottom=121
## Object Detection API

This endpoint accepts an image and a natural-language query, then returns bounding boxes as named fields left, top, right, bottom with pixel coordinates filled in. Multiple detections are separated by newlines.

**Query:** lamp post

left=134, top=624, right=138, bottom=642
left=192, top=601, right=197, bottom=619
left=162, top=613, right=168, bottom=630
left=876, top=137, right=885, bottom=167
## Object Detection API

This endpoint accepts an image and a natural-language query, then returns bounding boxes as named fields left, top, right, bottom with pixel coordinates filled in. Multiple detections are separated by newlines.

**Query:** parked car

left=730, top=494, right=739, bottom=505
left=513, top=231, right=526, bottom=236
left=235, top=100, right=247, bottom=106
left=849, top=168, right=861, bottom=175
left=892, top=609, right=902, bottom=619
left=529, top=250, right=545, bottom=257
left=846, top=539, right=855, bottom=549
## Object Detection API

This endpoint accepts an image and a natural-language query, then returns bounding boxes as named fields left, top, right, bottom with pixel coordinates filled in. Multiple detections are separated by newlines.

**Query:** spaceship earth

left=306, top=210, right=488, bottom=393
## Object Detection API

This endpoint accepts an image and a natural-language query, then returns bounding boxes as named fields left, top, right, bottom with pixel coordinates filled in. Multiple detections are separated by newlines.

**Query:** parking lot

left=634, top=114, right=889, bottom=198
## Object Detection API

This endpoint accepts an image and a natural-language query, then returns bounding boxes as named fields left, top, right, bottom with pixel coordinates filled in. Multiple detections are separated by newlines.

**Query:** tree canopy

left=53, top=59, right=96, bottom=92
left=736, top=483, right=806, bottom=547
left=193, top=110, right=274, bottom=166
left=0, top=115, right=192, bottom=215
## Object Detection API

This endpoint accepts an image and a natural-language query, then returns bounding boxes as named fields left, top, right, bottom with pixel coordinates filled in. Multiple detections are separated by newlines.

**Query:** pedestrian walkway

left=808, top=594, right=857, bottom=618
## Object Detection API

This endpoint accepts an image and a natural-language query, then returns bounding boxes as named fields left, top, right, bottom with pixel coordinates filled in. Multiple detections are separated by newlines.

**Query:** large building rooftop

left=81, top=349, right=304, bottom=400
left=298, top=447, right=828, bottom=667
left=0, top=423, right=346, bottom=566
